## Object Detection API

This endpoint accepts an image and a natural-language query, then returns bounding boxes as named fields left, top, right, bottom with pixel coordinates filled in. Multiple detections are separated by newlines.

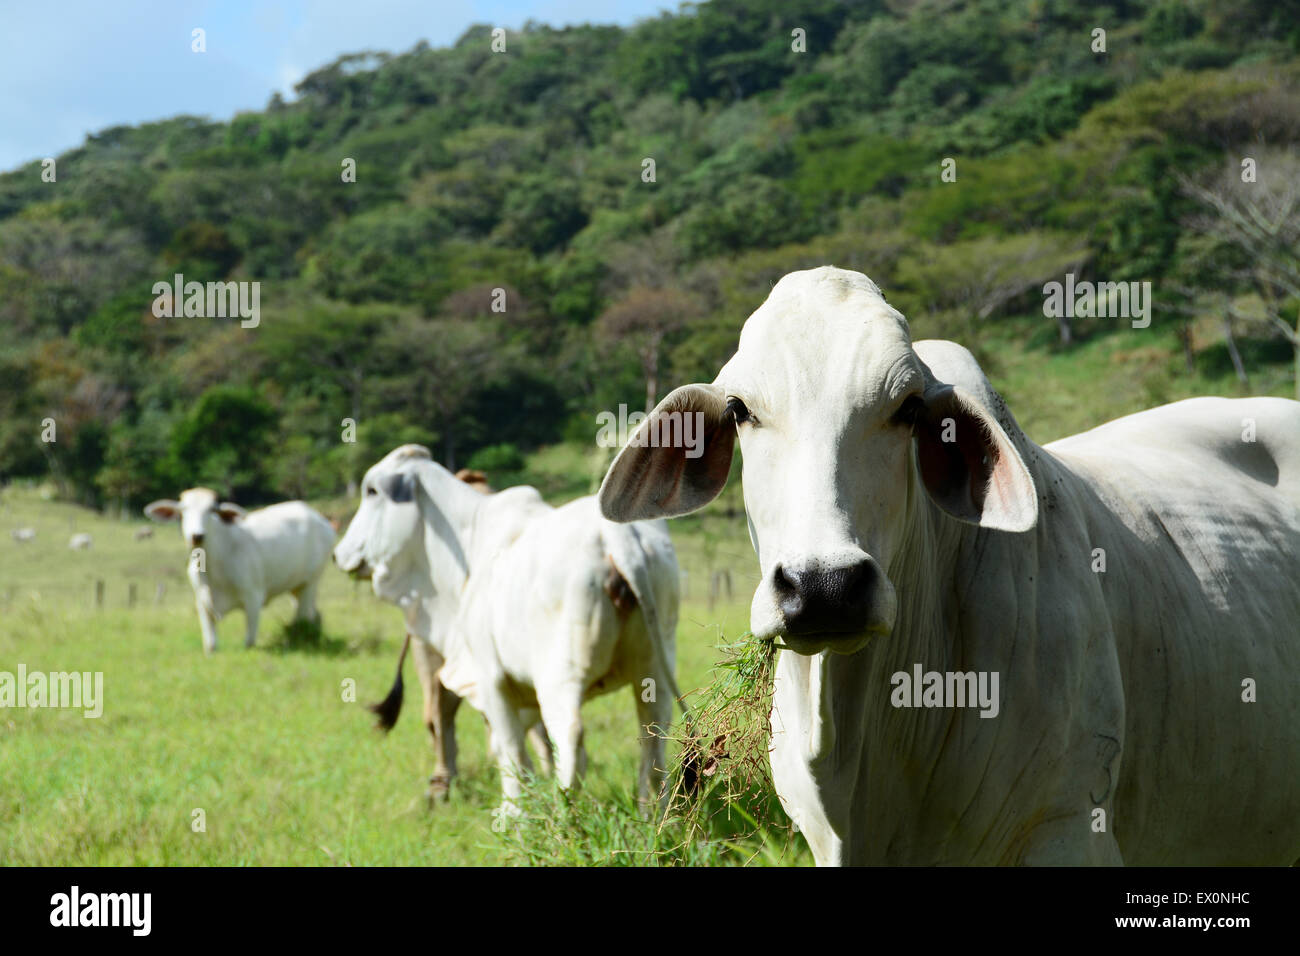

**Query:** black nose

left=190, top=534, right=205, bottom=547
left=773, top=560, right=876, bottom=636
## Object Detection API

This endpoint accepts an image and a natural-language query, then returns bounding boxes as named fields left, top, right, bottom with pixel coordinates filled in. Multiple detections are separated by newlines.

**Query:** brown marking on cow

left=454, top=468, right=493, bottom=495
left=603, top=556, right=637, bottom=617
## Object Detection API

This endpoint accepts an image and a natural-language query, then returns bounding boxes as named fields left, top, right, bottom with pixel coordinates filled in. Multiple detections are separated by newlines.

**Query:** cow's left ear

left=216, top=502, right=247, bottom=523
left=599, top=384, right=736, bottom=522
left=912, top=386, right=1037, bottom=532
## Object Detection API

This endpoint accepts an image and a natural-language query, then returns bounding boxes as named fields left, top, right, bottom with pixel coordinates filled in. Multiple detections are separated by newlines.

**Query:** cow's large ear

left=144, top=500, right=180, bottom=522
left=216, top=502, right=246, bottom=523
left=599, top=384, right=736, bottom=522
left=912, top=386, right=1037, bottom=532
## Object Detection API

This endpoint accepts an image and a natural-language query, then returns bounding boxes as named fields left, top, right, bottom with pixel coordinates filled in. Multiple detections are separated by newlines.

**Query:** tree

left=894, top=233, right=1088, bottom=343
left=596, top=286, right=698, bottom=412
left=377, top=316, right=506, bottom=470
left=167, top=385, right=278, bottom=501
left=1180, top=150, right=1300, bottom=397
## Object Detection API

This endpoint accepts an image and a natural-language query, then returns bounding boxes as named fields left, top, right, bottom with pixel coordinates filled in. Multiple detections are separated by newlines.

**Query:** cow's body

left=770, top=352, right=1300, bottom=865
left=444, top=496, right=681, bottom=806
left=146, top=490, right=335, bottom=653
left=335, top=446, right=682, bottom=808
left=600, top=266, right=1300, bottom=865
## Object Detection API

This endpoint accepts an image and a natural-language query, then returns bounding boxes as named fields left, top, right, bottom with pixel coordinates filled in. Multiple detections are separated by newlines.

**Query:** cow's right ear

left=599, top=384, right=736, bottom=522
left=144, top=500, right=180, bottom=522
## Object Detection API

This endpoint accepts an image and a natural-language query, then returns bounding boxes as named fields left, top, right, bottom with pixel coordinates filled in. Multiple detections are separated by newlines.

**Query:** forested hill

left=1, top=0, right=1297, bottom=510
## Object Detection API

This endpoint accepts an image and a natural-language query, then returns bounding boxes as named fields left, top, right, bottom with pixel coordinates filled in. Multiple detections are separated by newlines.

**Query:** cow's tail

left=605, top=525, right=703, bottom=796
left=368, top=632, right=410, bottom=732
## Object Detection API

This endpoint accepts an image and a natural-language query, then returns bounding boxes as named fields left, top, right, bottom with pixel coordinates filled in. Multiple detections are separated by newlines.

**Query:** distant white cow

left=11, top=528, right=36, bottom=543
left=68, top=533, right=93, bottom=550
left=600, top=265, right=1300, bottom=865
left=134, top=527, right=154, bottom=541
left=334, top=445, right=683, bottom=810
left=144, top=488, right=335, bottom=653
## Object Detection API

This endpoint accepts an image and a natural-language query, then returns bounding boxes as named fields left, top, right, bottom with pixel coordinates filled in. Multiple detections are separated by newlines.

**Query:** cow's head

left=144, top=488, right=246, bottom=547
left=333, top=444, right=432, bottom=604
left=599, top=266, right=1037, bottom=656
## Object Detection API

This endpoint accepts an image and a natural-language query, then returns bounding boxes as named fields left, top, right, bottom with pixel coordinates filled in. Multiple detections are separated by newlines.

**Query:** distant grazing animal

left=335, top=445, right=683, bottom=810
left=11, top=528, right=35, bottom=543
left=68, top=533, right=93, bottom=550
left=144, top=488, right=335, bottom=653
left=134, top=527, right=154, bottom=541
left=600, top=265, right=1300, bottom=865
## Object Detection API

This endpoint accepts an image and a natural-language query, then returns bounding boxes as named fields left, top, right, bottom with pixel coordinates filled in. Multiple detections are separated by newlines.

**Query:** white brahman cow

left=599, top=265, right=1300, bottom=866
left=68, top=533, right=93, bottom=550
left=334, top=444, right=683, bottom=810
left=11, top=528, right=36, bottom=543
left=144, top=488, right=335, bottom=653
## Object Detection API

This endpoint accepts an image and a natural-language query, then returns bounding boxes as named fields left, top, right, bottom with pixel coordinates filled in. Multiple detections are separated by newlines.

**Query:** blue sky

left=0, top=0, right=675, bottom=172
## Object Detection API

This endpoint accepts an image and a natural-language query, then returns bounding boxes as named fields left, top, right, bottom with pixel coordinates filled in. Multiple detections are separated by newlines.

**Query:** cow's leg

left=242, top=596, right=262, bottom=648
left=292, top=576, right=321, bottom=625
left=482, top=685, right=530, bottom=812
left=527, top=724, right=555, bottom=777
left=537, top=683, right=586, bottom=792
left=410, top=638, right=461, bottom=801
left=634, top=674, right=673, bottom=814
left=196, top=602, right=219, bottom=655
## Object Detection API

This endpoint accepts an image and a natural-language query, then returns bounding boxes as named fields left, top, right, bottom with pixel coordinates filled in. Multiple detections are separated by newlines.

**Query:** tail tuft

left=367, top=633, right=411, bottom=732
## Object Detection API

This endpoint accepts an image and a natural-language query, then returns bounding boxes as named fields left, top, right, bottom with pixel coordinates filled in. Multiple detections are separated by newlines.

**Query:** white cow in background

left=334, top=444, right=684, bottom=810
left=11, top=528, right=36, bottom=543
left=600, top=265, right=1300, bottom=866
left=68, top=533, right=93, bottom=550
left=145, top=488, right=335, bottom=653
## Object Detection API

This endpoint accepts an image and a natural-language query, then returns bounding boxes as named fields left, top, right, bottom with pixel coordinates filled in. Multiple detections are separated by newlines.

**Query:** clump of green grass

left=263, top=617, right=360, bottom=656
left=496, top=634, right=806, bottom=866
left=495, top=779, right=731, bottom=866
left=667, top=634, right=790, bottom=848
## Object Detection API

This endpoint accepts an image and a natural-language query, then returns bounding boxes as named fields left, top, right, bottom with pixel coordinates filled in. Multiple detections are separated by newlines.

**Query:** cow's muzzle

left=771, top=558, right=893, bottom=654
left=334, top=552, right=372, bottom=579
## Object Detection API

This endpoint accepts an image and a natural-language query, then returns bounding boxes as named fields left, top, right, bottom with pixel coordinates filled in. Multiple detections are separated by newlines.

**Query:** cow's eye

left=892, top=394, right=924, bottom=427
left=726, top=397, right=755, bottom=426
left=365, top=486, right=377, bottom=497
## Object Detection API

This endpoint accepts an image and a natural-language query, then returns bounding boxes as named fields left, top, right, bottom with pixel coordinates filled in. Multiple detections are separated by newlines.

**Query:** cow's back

left=1047, top=396, right=1300, bottom=864
left=242, top=501, right=335, bottom=596
left=468, top=496, right=660, bottom=698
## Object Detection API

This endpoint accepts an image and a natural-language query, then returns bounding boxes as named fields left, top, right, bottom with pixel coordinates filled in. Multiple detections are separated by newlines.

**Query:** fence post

left=128, top=582, right=137, bottom=608
left=95, top=579, right=104, bottom=609
left=155, top=581, right=166, bottom=605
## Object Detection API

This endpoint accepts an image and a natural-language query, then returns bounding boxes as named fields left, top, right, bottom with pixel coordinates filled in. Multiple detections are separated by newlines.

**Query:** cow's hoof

left=427, top=774, right=453, bottom=805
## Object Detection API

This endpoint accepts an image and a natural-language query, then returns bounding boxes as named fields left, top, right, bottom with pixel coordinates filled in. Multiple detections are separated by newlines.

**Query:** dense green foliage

left=1, top=0, right=1297, bottom=508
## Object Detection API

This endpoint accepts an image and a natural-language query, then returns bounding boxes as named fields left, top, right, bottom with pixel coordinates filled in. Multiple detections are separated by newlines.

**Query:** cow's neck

left=412, top=460, right=488, bottom=621
left=195, top=520, right=247, bottom=587
left=799, top=463, right=1040, bottom=862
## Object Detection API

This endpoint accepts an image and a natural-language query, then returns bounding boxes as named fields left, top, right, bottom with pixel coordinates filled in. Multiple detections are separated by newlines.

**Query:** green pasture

left=0, top=481, right=799, bottom=865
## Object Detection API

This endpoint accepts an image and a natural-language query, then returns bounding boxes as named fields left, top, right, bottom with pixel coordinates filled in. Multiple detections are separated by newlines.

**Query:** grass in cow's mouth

left=495, top=633, right=804, bottom=866
left=667, top=633, right=787, bottom=847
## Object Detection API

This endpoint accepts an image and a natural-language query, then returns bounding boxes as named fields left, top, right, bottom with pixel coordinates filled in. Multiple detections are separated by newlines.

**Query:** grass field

left=1, top=319, right=1287, bottom=866
left=0, top=482, right=804, bottom=866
